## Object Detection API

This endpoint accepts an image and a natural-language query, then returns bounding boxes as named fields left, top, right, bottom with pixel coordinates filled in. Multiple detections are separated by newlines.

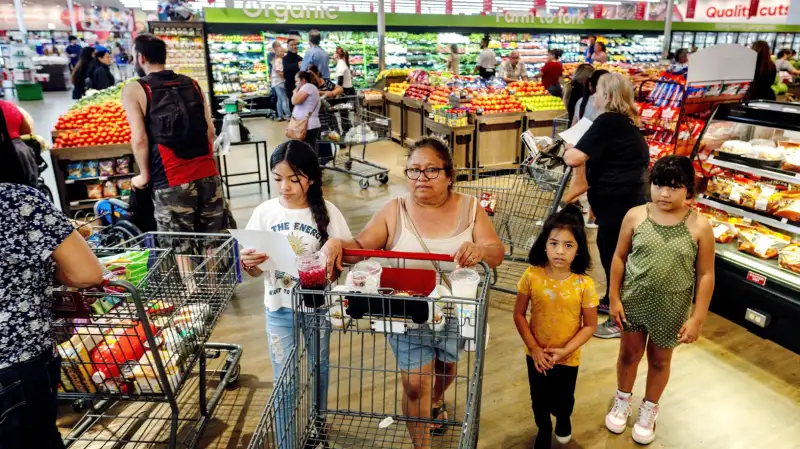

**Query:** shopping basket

left=54, top=232, right=242, bottom=448
left=453, top=136, right=572, bottom=310
left=248, top=249, right=490, bottom=449
left=318, top=95, right=392, bottom=189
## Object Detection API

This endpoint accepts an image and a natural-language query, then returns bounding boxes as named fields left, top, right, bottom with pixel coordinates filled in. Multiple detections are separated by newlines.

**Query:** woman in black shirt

left=564, top=72, right=649, bottom=339
left=750, top=40, right=777, bottom=101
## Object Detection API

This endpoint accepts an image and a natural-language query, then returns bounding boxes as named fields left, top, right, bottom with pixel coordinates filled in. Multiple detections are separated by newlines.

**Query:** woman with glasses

left=327, top=136, right=503, bottom=449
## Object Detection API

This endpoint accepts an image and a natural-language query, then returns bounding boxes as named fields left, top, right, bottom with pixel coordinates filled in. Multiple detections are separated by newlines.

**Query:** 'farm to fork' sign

left=495, top=8, right=585, bottom=25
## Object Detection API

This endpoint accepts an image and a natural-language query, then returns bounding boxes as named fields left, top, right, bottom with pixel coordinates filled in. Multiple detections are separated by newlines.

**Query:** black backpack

left=139, top=71, right=208, bottom=159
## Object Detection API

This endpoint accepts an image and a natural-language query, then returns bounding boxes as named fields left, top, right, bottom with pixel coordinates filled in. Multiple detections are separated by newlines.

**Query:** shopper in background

left=291, top=71, right=322, bottom=151
left=776, top=49, right=799, bottom=75
left=267, top=40, right=281, bottom=75
left=114, top=41, right=132, bottom=80
left=563, top=73, right=649, bottom=339
left=514, top=205, right=598, bottom=449
left=584, top=35, right=596, bottom=62
left=0, top=100, right=33, bottom=139
left=328, top=137, right=504, bottom=448
left=283, top=38, right=303, bottom=110
left=604, top=156, right=715, bottom=445
left=499, top=50, right=527, bottom=82
left=572, top=69, right=609, bottom=125
left=475, top=36, right=497, bottom=80
left=89, top=50, right=115, bottom=91
left=271, top=45, right=291, bottom=122
left=66, top=35, right=82, bottom=70
left=334, top=47, right=355, bottom=96
left=563, top=63, right=594, bottom=124
left=241, top=139, right=351, bottom=449
left=308, top=64, right=343, bottom=99
left=541, top=48, right=564, bottom=97
left=0, top=103, right=104, bottom=449
left=301, top=29, right=330, bottom=80
left=591, top=42, right=608, bottom=64
left=122, top=34, right=224, bottom=236
left=71, top=47, right=95, bottom=99
left=751, top=40, right=777, bottom=101
left=446, top=44, right=460, bottom=74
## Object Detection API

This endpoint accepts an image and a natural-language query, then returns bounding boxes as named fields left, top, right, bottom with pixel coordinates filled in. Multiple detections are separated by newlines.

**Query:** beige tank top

left=389, top=194, right=478, bottom=270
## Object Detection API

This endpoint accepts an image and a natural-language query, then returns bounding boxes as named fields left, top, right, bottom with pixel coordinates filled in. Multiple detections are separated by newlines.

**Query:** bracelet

left=241, top=260, right=254, bottom=272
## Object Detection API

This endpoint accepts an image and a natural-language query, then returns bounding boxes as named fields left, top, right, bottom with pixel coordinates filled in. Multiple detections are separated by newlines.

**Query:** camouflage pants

left=153, top=176, right=225, bottom=236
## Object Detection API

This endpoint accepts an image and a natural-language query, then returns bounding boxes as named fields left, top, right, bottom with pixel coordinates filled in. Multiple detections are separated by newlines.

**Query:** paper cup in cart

left=448, top=268, right=481, bottom=351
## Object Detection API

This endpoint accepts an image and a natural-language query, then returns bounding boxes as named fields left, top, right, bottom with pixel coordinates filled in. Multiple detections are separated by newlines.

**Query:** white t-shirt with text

left=246, top=198, right=352, bottom=311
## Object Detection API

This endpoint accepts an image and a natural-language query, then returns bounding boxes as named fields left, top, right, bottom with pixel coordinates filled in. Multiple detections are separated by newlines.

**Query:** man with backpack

left=122, top=34, right=225, bottom=235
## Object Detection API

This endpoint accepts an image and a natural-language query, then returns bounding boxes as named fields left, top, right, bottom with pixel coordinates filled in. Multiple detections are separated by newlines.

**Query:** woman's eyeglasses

left=405, top=167, right=444, bottom=180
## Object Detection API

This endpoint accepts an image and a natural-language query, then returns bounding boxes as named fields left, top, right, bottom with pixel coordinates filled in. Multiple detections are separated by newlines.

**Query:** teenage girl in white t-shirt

left=241, top=139, right=352, bottom=447
left=334, top=47, right=355, bottom=96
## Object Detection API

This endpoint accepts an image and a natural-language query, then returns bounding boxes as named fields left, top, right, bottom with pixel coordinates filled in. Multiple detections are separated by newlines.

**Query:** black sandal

left=430, top=403, right=448, bottom=435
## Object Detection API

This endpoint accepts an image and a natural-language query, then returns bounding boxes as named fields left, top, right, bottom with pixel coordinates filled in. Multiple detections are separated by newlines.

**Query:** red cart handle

left=342, top=249, right=454, bottom=262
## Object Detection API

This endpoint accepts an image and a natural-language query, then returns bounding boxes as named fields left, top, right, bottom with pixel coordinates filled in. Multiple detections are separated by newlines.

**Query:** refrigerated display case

left=757, top=32, right=777, bottom=49
left=775, top=33, right=794, bottom=52
left=691, top=101, right=800, bottom=354
left=149, top=22, right=210, bottom=94
left=717, top=32, right=738, bottom=45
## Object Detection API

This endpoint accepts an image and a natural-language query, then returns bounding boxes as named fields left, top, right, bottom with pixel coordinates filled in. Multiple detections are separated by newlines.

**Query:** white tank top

left=390, top=194, right=478, bottom=271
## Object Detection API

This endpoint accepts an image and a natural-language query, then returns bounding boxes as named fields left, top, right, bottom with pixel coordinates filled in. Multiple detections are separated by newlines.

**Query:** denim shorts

left=387, top=318, right=463, bottom=371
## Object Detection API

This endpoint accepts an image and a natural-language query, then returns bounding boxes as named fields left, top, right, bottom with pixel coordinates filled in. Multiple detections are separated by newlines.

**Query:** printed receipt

left=558, top=117, right=594, bottom=146
left=228, top=230, right=300, bottom=277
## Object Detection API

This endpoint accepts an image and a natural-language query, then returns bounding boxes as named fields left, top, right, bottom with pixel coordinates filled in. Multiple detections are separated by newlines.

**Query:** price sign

left=746, top=271, right=767, bottom=287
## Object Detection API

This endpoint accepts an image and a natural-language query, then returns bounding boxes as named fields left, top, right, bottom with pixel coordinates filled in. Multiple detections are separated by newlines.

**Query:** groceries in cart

left=343, top=123, right=379, bottom=144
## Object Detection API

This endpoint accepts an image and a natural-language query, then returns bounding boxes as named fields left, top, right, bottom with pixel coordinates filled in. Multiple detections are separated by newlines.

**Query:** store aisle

left=22, top=107, right=798, bottom=448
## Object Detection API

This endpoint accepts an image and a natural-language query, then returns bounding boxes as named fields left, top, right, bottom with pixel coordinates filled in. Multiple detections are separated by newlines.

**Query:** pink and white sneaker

left=632, top=400, right=659, bottom=445
left=605, top=391, right=632, bottom=434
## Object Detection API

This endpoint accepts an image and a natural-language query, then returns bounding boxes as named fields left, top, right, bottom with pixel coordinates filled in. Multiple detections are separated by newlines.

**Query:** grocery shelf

left=715, top=242, right=800, bottom=291
left=706, top=156, right=800, bottom=185
left=697, top=195, right=800, bottom=235
left=69, top=195, right=130, bottom=208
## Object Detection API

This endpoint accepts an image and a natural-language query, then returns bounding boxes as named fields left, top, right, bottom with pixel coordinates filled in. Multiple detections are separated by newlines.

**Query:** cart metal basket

left=248, top=249, right=490, bottom=449
left=55, top=233, right=242, bottom=448
left=453, top=135, right=572, bottom=309
left=318, top=95, right=392, bottom=189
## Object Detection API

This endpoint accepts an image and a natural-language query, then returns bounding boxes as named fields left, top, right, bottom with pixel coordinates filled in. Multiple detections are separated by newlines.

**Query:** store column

left=378, top=0, right=386, bottom=71
left=66, top=0, right=78, bottom=35
left=13, top=0, right=26, bottom=34
left=662, top=0, right=675, bottom=58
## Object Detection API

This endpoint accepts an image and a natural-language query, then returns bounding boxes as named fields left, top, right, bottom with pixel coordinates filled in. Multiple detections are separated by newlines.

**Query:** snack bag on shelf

left=83, top=160, right=99, bottom=178
left=99, top=159, right=115, bottom=177
left=779, top=244, right=800, bottom=274
left=686, top=84, right=708, bottom=98
left=103, top=180, right=118, bottom=198
left=86, top=182, right=104, bottom=199
left=67, top=162, right=83, bottom=180
left=703, top=83, right=723, bottom=97
left=639, top=104, right=662, bottom=127
left=118, top=178, right=132, bottom=196
left=115, top=157, right=131, bottom=175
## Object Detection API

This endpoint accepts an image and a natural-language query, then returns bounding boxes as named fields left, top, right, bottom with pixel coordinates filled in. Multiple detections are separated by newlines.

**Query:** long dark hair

left=579, top=69, right=608, bottom=120
left=752, top=40, right=776, bottom=77
left=71, top=47, right=95, bottom=84
left=0, top=107, right=32, bottom=186
left=270, top=140, right=330, bottom=243
left=336, top=46, right=350, bottom=69
left=528, top=205, right=590, bottom=274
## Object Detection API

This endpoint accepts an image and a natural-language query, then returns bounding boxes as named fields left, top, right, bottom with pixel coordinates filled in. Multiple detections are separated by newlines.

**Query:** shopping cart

left=71, top=198, right=142, bottom=248
left=54, top=233, right=242, bottom=448
left=248, top=249, right=490, bottom=449
left=552, top=112, right=571, bottom=138
left=318, top=95, right=392, bottom=189
left=453, top=135, right=572, bottom=310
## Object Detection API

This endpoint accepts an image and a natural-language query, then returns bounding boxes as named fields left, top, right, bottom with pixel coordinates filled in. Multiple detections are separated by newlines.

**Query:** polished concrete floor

left=14, top=91, right=800, bottom=448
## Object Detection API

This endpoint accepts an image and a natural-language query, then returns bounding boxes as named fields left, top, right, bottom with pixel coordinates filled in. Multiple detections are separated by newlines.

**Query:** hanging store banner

left=483, top=0, right=493, bottom=15
left=635, top=2, right=648, bottom=19
left=447, top=0, right=453, bottom=14
left=749, top=0, right=761, bottom=16
left=686, top=0, right=698, bottom=17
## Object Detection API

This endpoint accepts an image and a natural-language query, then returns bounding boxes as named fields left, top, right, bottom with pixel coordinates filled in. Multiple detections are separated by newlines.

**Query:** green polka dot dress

left=621, top=205, right=698, bottom=349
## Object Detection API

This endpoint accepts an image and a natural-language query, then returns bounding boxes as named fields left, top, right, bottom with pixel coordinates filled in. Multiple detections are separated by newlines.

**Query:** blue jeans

left=266, top=307, right=330, bottom=449
left=273, top=84, right=290, bottom=120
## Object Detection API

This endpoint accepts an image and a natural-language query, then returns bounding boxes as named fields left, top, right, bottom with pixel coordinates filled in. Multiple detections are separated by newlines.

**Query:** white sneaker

left=632, top=401, right=659, bottom=445
left=605, top=392, right=632, bottom=434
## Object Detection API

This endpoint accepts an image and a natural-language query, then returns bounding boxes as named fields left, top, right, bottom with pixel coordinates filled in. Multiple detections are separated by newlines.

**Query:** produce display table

left=474, top=112, right=524, bottom=168
left=50, top=144, right=136, bottom=217
left=525, top=109, right=567, bottom=138
left=402, top=97, right=425, bottom=147
left=385, top=93, right=403, bottom=142
left=424, top=118, right=475, bottom=169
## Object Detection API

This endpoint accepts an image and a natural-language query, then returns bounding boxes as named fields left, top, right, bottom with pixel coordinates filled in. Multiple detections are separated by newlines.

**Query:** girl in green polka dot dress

left=603, top=156, right=716, bottom=445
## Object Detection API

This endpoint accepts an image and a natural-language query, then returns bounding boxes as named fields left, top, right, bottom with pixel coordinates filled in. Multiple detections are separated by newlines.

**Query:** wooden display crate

left=524, top=109, right=567, bottom=138
left=50, top=144, right=136, bottom=216
left=402, top=97, right=425, bottom=147
left=424, top=118, right=476, bottom=169
left=385, top=93, right=404, bottom=142
left=474, top=112, right=524, bottom=168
